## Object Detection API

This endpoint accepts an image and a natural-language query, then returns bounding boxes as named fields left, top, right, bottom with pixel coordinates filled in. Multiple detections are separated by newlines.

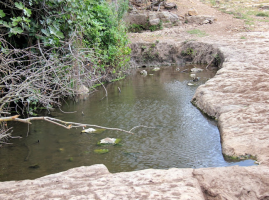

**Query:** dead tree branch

left=0, top=115, right=138, bottom=134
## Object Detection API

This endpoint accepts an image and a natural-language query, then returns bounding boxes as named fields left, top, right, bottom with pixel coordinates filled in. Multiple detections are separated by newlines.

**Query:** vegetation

left=187, top=29, right=208, bottom=37
left=256, top=12, right=269, bottom=17
left=0, top=0, right=130, bottom=144
left=203, top=0, right=269, bottom=27
left=128, top=21, right=163, bottom=33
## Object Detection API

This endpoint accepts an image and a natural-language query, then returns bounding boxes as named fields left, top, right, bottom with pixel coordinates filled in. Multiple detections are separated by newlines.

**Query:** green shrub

left=256, top=12, right=269, bottom=17
left=0, top=0, right=130, bottom=111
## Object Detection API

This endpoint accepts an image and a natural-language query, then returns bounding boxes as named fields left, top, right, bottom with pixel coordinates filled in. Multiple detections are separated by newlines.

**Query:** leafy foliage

left=0, top=0, right=130, bottom=114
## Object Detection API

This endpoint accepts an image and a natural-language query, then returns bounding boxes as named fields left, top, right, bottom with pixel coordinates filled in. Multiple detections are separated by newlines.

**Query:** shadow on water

left=0, top=65, right=256, bottom=181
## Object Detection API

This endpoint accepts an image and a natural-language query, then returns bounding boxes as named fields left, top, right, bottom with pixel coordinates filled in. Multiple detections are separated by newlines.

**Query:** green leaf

left=9, top=27, right=23, bottom=35
left=0, top=20, right=11, bottom=28
left=0, top=10, right=5, bottom=18
left=15, top=2, right=24, bottom=10
left=49, top=26, right=64, bottom=39
left=41, top=29, right=50, bottom=36
left=23, top=8, right=32, bottom=17
left=11, top=17, right=22, bottom=26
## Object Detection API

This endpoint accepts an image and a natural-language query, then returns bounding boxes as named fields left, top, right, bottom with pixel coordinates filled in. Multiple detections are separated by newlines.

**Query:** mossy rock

left=152, top=67, right=160, bottom=71
left=94, top=149, right=109, bottom=154
left=29, top=164, right=40, bottom=169
left=223, top=154, right=257, bottom=162
left=58, top=148, right=64, bottom=152
left=68, top=157, right=74, bottom=162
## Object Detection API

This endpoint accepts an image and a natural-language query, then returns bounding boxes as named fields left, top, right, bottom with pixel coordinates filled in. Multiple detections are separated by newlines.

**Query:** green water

left=0, top=65, right=256, bottom=181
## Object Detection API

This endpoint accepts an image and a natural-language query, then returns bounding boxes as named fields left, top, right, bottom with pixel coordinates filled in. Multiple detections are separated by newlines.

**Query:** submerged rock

left=29, top=164, right=40, bottom=169
left=97, top=138, right=122, bottom=146
left=81, top=128, right=105, bottom=134
left=152, top=67, right=160, bottom=71
left=190, top=73, right=196, bottom=78
left=191, top=68, right=203, bottom=73
left=77, top=85, right=89, bottom=95
left=94, top=149, right=109, bottom=154
left=68, top=157, right=74, bottom=162
left=140, top=70, right=147, bottom=76
left=193, top=77, right=200, bottom=82
left=81, top=128, right=96, bottom=133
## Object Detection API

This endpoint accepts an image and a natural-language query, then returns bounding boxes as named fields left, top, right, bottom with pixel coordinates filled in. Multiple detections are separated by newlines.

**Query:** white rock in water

left=140, top=70, right=147, bottom=76
left=81, top=128, right=96, bottom=133
left=100, top=138, right=117, bottom=144
left=191, top=68, right=203, bottom=73
left=152, top=67, right=160, bottom=71
left=188, top=83, right=194, bottom=86
left=190, top=73, right=196, bottom=78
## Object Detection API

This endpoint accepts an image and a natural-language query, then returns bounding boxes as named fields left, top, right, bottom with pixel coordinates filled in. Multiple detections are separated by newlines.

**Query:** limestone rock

left=193, top=166, right=269, bottom=199
left=100, top=137, right=117, bottom=144
left=158, top=11, right=180, bottom=27
left=149, top=13, right=160, bottom=26
left=185, top=15, right=216, bottom=24
left=164, top=2, right=177, bottom=9
left=77, top=84, right=89, bottom=94
left=191, top=67, right=203, bottom=73
left=126, top=11, right=148, bottom=26
left=188, top=8, right=198, bottom=16
left=1, top=164, right=269, bottom=199
left=140, top=69, right=147, bottom=75
left=81, top=128, right=96, bottom=133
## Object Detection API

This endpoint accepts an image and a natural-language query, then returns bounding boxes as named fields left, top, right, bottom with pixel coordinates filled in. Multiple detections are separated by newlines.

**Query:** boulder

left=149, top=13, right=160, bottom=26
left=188, top=8, right=198, bottom=16
left=77, top=84, right=89, bottom=94
left=126, top=11, right=148, bottom=26
left=158, top=11, right=180, bottom=27
left=164, top=2, right=177, bottom=9
left=185, top=15, right=216, bottom=24
left=191, top=67, right=203, bottom=73
left=140, top=70, right=147, bottom=75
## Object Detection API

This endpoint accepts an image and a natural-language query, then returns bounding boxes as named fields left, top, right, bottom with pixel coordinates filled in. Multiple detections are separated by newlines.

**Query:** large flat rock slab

left=192, top=32, right=269, bottom=164
left=194, top=165, right=269, bottom=199
left=1, top=164, right=269, bottom=199
left=0, top=164, right=204, bottom=200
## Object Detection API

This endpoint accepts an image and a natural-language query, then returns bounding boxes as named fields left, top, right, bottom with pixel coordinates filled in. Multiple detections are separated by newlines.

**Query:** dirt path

left=129, top=0, right=269, bottom=43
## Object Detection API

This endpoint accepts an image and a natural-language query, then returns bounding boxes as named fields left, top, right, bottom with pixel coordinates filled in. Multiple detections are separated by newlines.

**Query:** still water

left=0, top=65, right=255, bottom=181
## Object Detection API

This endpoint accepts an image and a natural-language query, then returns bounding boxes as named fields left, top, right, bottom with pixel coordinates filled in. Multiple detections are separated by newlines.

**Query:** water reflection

left=0, top=65, right=255, bottom=181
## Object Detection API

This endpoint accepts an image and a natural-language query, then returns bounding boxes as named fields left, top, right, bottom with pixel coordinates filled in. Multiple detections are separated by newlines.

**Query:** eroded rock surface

left=0, top=165, right=204, bottom=199
left=192, top=32, right=269, bottom=165
left=0, top=164, right=269, bottom=199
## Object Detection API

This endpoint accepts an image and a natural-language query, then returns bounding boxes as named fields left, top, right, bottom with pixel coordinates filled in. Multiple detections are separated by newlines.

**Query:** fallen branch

left=0, top=115, right=154, bottom=135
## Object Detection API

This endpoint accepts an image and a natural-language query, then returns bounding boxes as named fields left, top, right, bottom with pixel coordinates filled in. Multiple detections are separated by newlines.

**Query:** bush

left=0, top=0, right=130, bottom=113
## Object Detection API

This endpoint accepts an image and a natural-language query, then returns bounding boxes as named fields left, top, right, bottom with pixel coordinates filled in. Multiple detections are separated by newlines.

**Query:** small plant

left=256, top=12, right=269, bottom=17
left=128, top=24, right=144, bottom=32
left=213, top=53, right=222, bottom=66
left=149, top=21, right=163, bottom=32
left=240, top=36, right=247, bottom=39
left=187, top=29, right=208, bottom=37
left=210, top=0, right=216, bottom=6
left=150, top=43, right=156, bottom=48
left=181, top=48, right=196, bottom=56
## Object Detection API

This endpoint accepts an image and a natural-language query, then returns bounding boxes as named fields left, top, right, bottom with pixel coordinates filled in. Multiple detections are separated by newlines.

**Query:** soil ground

left=128, top=0, right=269, bottom=42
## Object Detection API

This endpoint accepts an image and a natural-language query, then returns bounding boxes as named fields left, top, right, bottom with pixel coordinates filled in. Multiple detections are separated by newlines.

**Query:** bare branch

left=0, top=116, right=137, bottom=134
